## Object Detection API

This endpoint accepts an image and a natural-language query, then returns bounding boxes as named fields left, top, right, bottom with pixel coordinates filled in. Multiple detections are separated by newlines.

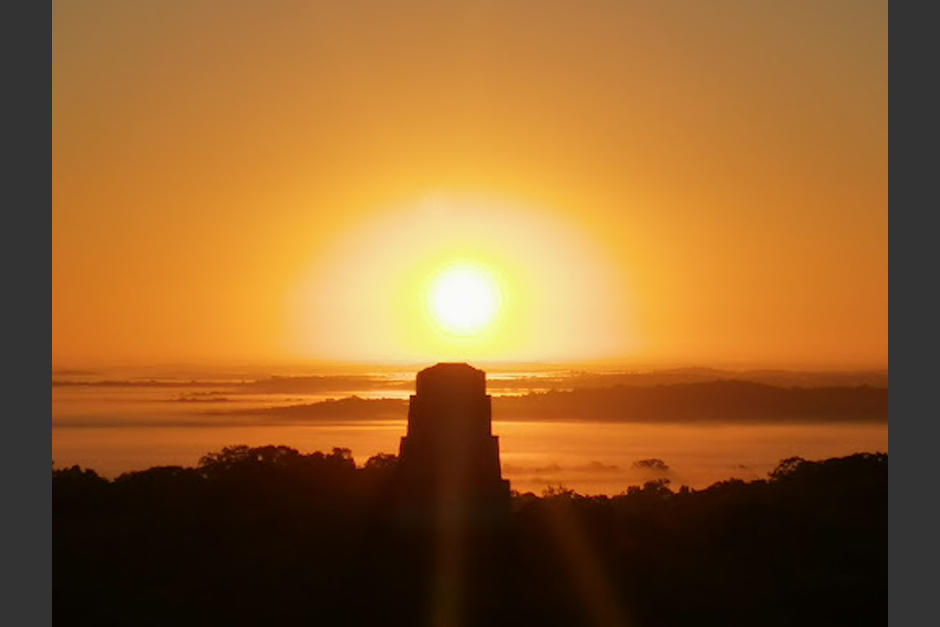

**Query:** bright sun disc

left=426, top=264, right=502, bottom=335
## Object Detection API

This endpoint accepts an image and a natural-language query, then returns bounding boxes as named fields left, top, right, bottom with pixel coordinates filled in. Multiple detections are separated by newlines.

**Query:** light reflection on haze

left=52, top=366, right=887, bottom=494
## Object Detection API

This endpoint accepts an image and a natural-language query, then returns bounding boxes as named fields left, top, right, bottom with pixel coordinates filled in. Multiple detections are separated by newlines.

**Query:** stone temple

left=398, top=363, right=510, bottom=503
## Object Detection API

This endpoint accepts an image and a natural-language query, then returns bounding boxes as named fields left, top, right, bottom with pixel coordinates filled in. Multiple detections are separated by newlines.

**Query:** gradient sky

left=53, top=0, right=887, bottom=369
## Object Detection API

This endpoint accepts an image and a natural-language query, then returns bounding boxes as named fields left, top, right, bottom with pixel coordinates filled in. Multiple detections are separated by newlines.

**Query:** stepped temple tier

left=398, top=363, right=511, bottom=504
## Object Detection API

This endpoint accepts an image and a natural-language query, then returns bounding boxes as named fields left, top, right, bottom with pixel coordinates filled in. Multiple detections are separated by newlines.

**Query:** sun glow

left=426, top=263, right=502, bottom=336
left=288, top=195, right=629, bottom=362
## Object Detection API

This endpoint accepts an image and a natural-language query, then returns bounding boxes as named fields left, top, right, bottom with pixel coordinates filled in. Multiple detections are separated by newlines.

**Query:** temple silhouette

left=398, top=363, right=510, bottom=506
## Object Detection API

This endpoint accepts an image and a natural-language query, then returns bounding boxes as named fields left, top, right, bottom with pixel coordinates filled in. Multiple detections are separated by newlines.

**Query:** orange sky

left=52, top=1, right=887, bottom=369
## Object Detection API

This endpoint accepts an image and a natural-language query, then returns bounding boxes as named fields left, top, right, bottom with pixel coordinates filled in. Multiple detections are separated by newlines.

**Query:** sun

left=426, top=263, right=503, bottom=336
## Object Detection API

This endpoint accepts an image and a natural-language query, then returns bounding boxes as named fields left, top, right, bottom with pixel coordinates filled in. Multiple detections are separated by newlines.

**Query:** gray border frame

left=888, top=5, right=925, bottom=625
left=5, top=1, right=51, bottom=624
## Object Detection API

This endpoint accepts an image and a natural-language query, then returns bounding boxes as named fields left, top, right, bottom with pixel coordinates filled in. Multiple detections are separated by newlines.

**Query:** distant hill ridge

left=52, top=367, right=888, bottom=391
left=495, top=379, right=887, bottom=423
left=220, top=379, right=887, bottom=425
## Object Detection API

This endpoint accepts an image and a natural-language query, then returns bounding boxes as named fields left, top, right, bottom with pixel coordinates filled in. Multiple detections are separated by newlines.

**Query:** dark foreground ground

left=53, top=448, right=886, bottom=627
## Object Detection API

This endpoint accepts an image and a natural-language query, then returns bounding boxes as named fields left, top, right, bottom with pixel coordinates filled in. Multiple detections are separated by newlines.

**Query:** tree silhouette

left=53, top=448, right=886, bottom=627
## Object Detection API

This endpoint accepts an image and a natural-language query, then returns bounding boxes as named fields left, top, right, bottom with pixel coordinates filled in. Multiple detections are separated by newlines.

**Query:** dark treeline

left=54, top=448, right=886, bottom=626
